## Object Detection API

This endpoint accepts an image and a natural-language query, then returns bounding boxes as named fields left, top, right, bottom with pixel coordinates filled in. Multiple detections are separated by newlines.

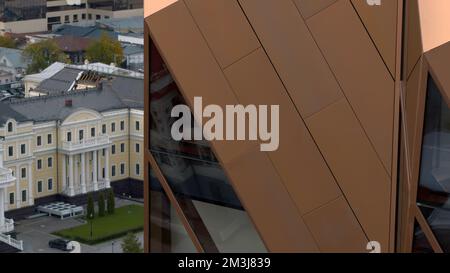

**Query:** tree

left=98, top=192, right=106, bottom=217
left=23, top=39, right=69, bottom=74
left=121, top=233, right=143, bottom=253
left=107, top=189, right=115, bottom=215
left=87, top=194, right=95, bottom=220
left=0, top=35, right=16, bottom=49
left=86, top=33, right=124, bottom=65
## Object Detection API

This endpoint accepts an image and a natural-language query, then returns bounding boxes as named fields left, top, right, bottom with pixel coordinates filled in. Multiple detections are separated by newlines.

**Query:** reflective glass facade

left=417, top=75, right=450, bottom=252
left=88, top=0, right=143, bottom=11
left=0, top=0, right=46, bottom=22
left=149, top=38, right=266, bottom=253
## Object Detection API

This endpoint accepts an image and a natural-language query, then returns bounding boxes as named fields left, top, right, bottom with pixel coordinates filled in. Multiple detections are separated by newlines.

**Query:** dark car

left=48, top=239, right=70, bottom=251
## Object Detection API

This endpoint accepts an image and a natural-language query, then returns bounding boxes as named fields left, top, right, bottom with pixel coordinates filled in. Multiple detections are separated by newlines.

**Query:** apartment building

left=145, top=0, right=450, bottom=253
left=0, top=66, right=144, bottom=219
left=0, top=0, right=143, bottom=33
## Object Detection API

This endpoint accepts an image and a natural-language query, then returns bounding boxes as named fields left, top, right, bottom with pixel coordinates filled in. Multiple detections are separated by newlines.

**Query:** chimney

left=65, top=99, right=73, bottom=107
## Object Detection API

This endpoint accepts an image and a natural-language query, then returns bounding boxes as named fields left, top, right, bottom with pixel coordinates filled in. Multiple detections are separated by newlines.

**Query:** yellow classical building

left=0, top=66, right=143, bottom=217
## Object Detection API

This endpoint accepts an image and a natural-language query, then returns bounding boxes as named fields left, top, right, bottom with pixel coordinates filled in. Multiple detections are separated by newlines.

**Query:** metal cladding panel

left=306, top=99, right=391, bottom=252
left=351, top=0, right=398, bottom=77
left=304, top=196, right=368, bottom=252
left=146, top=0, right=319, bottom=252
left=224, top=48, right=342, bottom=215
left=306, top=0, right=394, bottom=175
left=184, top=0, right=260, bottom=69
left=293, top=0, right=338, bottom=19
left=239, top=0, right=343, bottom=118
left=405, top=0, right=423, bottom=79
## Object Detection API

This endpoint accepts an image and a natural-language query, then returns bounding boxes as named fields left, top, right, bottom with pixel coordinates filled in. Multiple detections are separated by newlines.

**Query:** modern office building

left=145, top=0, right=450, bottom=253
left=0, top=0, right=143, bottom=33
left=0, top=65, right=144, bottom=223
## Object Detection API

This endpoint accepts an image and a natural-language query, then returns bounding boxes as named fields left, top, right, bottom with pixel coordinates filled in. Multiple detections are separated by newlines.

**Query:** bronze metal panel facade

left=145, top=0, right=406, bottom=253
left=306, top=0, right=395, bottom=175
left=224, top=48, right=342, bottom=215
left=239, top=0, right=343, bottom=118
left=146, top=0, right=320, bottom=252
left=350, top=0, right=399, bottom=77
left=306, top=99, right=391, bottom=251
left=304, top=196, right=368, bottom=252
left=293, top=0, right=338, bottom=19
left=184, top=0, right=260, bottom=69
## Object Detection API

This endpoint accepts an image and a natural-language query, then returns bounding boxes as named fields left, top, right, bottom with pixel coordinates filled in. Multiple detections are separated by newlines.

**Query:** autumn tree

left=86, top=33, right=124, bottom=65
left=23, top=39, right=69, bottom=73
left=0, top=35, right=16, bottom=49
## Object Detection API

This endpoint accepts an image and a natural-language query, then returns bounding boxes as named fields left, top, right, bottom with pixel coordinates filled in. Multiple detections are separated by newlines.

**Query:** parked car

left=48, top=239, right=71, bottom=251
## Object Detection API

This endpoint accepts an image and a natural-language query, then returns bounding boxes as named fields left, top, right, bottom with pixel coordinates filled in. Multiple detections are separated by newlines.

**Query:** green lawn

left=54, top=205, right=144, bottom=245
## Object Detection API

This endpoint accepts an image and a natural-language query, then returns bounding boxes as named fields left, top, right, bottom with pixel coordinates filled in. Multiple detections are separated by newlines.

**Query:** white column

left=62, top=155, right=66, bottom=191
left=104, top=148, right=110, bottom=188
left=93, top=150, right=98, bottom=191
left=68, top=155, right=74, bottom=196
left=74, top=155, right=78, bottom=194
left=0, top=188, right=4, bottom=229
left=28, top=161, right=33, bottom=206
left=81, top=153, right=87, bottom=194
left=15, top=165, right=20, bottom=209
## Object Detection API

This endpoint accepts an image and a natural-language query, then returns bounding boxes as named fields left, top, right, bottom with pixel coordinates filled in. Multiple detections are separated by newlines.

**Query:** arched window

left=7, top=122, right=13, bottom=133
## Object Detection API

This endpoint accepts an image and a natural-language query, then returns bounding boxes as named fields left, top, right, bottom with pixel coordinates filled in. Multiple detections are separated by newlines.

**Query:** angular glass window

left=417, top=75, right=450, bottom=252
left=149, top=38, right=266, bottom=253
left=149, top=168, right=196, bottom=253
left=412, top=220, right=434, bottom=253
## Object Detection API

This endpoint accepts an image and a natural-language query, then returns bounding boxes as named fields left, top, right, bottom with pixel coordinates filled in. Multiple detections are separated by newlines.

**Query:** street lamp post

left=89, top=213, right=93, bottom=239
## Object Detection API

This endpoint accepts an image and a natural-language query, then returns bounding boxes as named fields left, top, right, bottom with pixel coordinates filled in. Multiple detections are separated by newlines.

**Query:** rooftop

left=0, top=67, right=143, bottom=126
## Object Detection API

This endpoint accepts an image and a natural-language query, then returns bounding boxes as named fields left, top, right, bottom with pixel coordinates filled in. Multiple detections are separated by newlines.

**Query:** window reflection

left=412, top=220, right=434, bottom=253
left=149, top=168, right=196, bottom=253
left=0, top=0, right=46, bottom=22
left=417, top=75, right=450, bottom=252
left=149, top=39, right=266, bottom=253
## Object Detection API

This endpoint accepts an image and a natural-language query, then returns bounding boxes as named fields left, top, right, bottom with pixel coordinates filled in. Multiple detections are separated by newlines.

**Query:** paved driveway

left=14, top=198, right=144, bottom=253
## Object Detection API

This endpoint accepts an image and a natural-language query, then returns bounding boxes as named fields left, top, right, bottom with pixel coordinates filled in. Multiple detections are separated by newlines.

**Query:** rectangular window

left=102, top=149, right=105, bottom=157
left=112, top=165, right=116, bottom=177
left=120, top=120, right=125, bottom=131
left=37, top=136, right=42, bottom=146
left=67, top=132, right=72, bottom=142
left=136, top=121, right=140, bottom=131
left=73, top=14, right=78, bottom=22
left=21, top=167, right=26, bottom=179
left=102, top=124, right=106, bottom=134
left=8, top=146, right=13, bottom=157
left=48, top=157, right=53, bottom=168
left=21, top=190, right=27, bottom=202
left=135, top=164, right=140, bottom=176
left=9, top=193, right=14, bottom=205
left=79, top=130, right=84, bottom=140
left=112, top=145, right=116, bottom=155
left=37, top=159, right=42, bottom=170
left=111, top=122, right=116, bottom=133
left=82, top=13, right=86, bottom=20
left=120, top=163, right=125, bottom=175
left=88, top=14, right=92, bottom=20
left=64, top=15, right=70, bottom=23
left=120, top=143, right=125, bottom=153
left=37, top=181, right=43, bottom=193
left=102, top=168, right=105, bottom=178
left=135, top=143, right=140, bottom=153
left=47, top=134, right=52, bottom=144
left=48, top=179, right=53, bottom=191
left=20, top=144, right=26, bottom=155
left=91, top=127, right=96, bottom=137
